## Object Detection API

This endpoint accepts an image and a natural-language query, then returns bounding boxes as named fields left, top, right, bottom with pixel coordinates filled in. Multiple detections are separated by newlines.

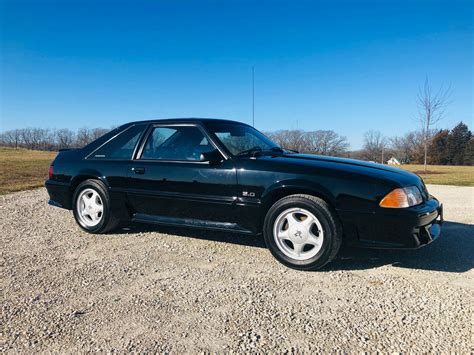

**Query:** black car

left=45, top=118, right=443, bottom=270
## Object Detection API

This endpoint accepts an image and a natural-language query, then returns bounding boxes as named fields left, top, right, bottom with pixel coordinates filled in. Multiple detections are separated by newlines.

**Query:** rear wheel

left=263, top=194, right=342, bottom=270
left=72, top=179, right=120, bottom=234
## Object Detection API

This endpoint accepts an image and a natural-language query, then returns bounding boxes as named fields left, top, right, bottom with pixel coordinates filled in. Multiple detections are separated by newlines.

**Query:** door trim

left=132, top=213, right=255, bottom=235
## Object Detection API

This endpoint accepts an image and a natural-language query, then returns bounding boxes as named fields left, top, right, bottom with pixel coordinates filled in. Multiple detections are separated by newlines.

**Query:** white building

left=387, top=157, right=401, bottom=165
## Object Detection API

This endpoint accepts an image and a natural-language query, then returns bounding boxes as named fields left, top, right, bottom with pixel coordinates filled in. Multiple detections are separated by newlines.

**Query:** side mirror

left=200, top=149, right=223, bottom=165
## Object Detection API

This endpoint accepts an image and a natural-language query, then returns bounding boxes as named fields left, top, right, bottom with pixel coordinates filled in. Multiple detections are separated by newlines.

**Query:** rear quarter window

left=89, top=124, right=146, bottom=160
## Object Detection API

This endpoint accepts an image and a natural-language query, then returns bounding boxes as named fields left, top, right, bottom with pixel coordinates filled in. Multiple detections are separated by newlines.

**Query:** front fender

left=261, top=179, right=336, bottom=208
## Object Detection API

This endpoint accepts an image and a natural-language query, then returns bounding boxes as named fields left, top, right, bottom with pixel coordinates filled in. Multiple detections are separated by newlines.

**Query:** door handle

left=132, top=167, right=145, bottom=174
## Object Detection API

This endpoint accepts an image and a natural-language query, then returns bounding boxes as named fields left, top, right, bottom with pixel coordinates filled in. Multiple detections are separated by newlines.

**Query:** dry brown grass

left=0, top=147, right=57, bottom=194
left=398, top=164, right=474, bottom=186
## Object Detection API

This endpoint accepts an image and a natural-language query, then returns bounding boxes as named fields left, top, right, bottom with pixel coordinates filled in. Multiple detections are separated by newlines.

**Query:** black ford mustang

left=46, top=119, right=443, bottom=270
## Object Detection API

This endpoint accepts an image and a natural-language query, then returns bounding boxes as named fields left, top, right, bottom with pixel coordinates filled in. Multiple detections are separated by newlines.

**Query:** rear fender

left=71, top=169, right=110, bottom=189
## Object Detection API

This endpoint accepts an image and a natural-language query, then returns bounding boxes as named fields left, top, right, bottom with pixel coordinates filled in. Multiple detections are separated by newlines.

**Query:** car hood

left=260, top=153, right=422, bottom=187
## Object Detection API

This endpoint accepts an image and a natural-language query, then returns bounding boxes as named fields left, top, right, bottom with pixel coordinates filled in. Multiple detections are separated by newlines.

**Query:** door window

left=141, top=126, right=215, bottom=161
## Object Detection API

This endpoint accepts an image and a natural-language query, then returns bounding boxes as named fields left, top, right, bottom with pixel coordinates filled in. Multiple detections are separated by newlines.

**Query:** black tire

left=263, top=194, right=342, bottom=270
left=72, top=179, right=120, bottom=234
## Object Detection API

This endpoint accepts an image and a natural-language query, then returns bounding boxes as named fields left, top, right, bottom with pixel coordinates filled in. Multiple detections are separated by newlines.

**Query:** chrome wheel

left=76, top=188, right=104, bottom=227
left=273, top=207, right=324, bottom=261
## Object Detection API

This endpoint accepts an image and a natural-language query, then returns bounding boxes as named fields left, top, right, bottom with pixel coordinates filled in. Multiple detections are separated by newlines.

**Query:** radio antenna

left=252, top=66, right=255, bottom=127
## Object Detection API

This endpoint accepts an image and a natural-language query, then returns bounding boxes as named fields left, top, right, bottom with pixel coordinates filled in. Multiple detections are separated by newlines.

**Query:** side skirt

left=132, top=213, right=256, bottom=235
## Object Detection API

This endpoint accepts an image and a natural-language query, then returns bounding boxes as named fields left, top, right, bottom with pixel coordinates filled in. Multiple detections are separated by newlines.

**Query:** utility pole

left=252, top=66, right=255, bottom=127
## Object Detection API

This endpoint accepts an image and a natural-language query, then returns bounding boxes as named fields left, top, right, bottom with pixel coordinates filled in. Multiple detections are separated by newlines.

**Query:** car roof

left=124, top=118, right=251, bottom=127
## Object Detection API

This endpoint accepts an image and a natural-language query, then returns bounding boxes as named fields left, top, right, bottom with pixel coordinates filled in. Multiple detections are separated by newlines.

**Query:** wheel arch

left=68, top=171, right=110, bottom=207
left=261, top=180, right=336, bottom=212
left=257, top=180, right=340, bottom=233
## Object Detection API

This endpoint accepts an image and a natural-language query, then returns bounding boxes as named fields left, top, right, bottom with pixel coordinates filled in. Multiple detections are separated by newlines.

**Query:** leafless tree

left=304, top=130, right=349, bottom=155
left=19, top=128, right=33, bottom=149
left=75, top=127, right=92, bottom=147
left=363, top=130, right=386, bottom=163
left=265, top=129, right=349, bottom=156
left=55, top=129, right=75, bottom=149
left=266, top=130, right=307, bottom=152
left=417, top=77, right=451, bottom=172
left=390, top=131, right=418, bottom=164
left=91, top=128, right=110, bottom=141
left=0, top=129, right=22, bottom=148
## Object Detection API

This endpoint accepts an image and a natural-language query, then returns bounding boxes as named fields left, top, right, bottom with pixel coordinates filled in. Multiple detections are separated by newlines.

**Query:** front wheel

left=72, top=179, right=120, bottom=234
left=263, top=194, right=342, bottom=270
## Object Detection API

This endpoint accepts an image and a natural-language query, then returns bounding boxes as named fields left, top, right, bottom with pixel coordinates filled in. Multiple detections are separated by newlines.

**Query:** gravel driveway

left=1, top=185, right=473, bottom=352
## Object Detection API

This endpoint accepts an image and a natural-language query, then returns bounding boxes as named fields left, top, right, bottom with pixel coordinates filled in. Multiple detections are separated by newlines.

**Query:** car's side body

left=46, top=118, right=442, bottom=250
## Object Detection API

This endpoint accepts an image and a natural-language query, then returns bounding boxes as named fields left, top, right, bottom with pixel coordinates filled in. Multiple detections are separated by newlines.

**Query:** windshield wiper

left=235, top=146, right=262, bottom=157
left=269, top=147, right=284, bottom=153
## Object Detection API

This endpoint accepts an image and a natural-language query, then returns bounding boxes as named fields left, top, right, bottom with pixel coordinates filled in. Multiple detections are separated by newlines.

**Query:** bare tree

left=266, top=130, right=307, bottom=152
left=389, top=131, right=422, bottom=164
left=363, top=130, right=386, bottom=163
left=417, top=77, right=451, bottom=172
left=75, top=127, right=92, bottom=147
left=304, top=130, right=349, bottom=156
left=0, top=129, right=22, bottom=148
left=265, top=129, right=349, bottom=156
left=91, top=128, right=110, bottom=141
left=55, top=129, right=75, bottom=149
left=19, top=128, right=33, bottom=149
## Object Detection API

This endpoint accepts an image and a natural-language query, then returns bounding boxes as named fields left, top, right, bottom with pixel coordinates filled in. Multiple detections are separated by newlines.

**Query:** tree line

left=264, top=121, right=472, bottom=166
left=0, top=127, right=110, bottom=151
left=0, top=121, right=471, bottom=165
left=359, top=121, right=472, bottom=166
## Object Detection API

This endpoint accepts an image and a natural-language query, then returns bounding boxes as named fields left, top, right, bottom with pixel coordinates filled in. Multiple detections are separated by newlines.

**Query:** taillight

left=49, top=165, right=53, bottom=179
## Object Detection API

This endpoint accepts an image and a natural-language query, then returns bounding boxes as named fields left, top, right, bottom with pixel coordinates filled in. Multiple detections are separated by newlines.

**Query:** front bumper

left=412, top=202, right=443, bottom=247
left=340, top=197, right=443, bottom=249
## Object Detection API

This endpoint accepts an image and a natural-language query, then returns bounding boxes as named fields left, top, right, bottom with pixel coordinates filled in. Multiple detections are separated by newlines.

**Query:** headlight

left=379, top=186, right=423, bottom=208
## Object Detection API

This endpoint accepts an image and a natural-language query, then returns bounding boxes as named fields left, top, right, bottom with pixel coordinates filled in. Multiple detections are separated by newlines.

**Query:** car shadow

left=116, top=221, right=473, bottom=273
left=116, top=223, right=267, bottom=248
left=330, top=221, right=474, bottom=273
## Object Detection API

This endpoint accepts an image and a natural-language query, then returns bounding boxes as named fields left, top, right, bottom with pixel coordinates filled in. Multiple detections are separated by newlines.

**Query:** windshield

left=206, top=122, right=280, bottom=156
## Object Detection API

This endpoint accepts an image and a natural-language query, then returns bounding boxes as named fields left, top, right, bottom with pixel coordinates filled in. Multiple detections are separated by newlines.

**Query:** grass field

left=0, top=147, right=57, bottom=195
left=398, top=164, right=474, bottom=187
left=0, top=147, right=472, bottom=194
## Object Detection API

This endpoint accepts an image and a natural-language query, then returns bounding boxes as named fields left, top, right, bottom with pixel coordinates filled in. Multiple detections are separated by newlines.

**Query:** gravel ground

left=1, top=185, right=473, bottom=352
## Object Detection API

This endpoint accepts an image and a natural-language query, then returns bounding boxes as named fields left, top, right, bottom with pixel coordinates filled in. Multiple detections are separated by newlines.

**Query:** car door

left=126, top=123, right=238, bottom=223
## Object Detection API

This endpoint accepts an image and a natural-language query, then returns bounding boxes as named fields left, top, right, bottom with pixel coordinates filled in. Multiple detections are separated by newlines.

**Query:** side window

left=141, top=125, right=215, bottom=161
left=90, top=125, right=146, bottom=160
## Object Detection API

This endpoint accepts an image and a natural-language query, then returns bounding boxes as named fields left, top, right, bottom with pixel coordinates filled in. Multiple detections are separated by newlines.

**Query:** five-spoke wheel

left=264, top=194, right=342, bottom=270
left=72, top=179, right=120, bottom=233
left=273, top=207, right=324, bottom=260
left=76, top=188, right=104, bottom=227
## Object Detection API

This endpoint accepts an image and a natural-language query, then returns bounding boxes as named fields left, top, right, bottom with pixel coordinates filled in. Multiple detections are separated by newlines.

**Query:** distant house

left=387, top=157, right=401, bottom=165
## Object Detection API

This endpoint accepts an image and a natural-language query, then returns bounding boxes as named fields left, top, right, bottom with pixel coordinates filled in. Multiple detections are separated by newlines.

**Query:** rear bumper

left=340, top=197, right=443, bottom=249
left=45, top=180, right=71, bottom=209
